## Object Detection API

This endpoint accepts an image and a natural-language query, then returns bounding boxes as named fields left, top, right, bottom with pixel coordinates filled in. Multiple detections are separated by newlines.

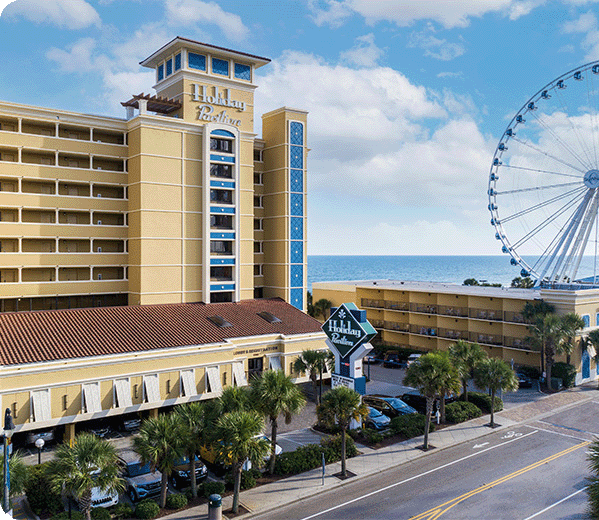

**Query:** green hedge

left=51, top=513, right=84, bottom=520
left=274, top=434, right=357, bottom=476
left=225, top=468, right=260, bottom=491
left=111, top=502, right=135, bottom=519
left=445, top=401, right=482, bottom=423
left=135, top=499, right=160, bottom=519
left=91, top=507, right=112, bottom=520
left=517, top=365, right=540, bottom=380
left=25, top=463, right=63, bottom=516
left=389, top=413, right=435, bottom=438
left=462, top=392, right=503, bottom=413
left=202, top=481, right=225, bottom=499
left=552, top=362, right=576, bottom=388
left=165, top=493, right=188, bottom=510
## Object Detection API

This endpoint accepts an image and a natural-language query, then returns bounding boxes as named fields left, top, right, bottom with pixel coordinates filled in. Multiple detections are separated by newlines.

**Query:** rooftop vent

left=257, top=311, right=281, bottom=324
left=207, top=315, right=233, bottom=328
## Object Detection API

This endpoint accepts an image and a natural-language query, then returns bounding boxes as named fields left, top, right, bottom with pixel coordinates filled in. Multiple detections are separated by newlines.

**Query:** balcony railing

left=383, top=321, right=409, bottom=332
left=470, top=332, right=503, bottom=345
left=438, top=305, right=469, bottom=318
left=410, top=324, right=438, bottom=337
left=385, top=301, right=409, bottom=311
left=370, top=319, right=385, bottom=328
left=469, top=308, right=502, bottom=321
left=503, top=311, right=528, bottom=324
left=437, top=328, right=469, bottom=341
left=361, top=298, right=385, bottom=309
left=410, top=303, right=438, bottom=314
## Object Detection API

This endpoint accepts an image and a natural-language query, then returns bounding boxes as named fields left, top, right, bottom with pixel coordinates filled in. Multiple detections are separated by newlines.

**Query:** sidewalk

left=162, top=384, right=599, bottom=520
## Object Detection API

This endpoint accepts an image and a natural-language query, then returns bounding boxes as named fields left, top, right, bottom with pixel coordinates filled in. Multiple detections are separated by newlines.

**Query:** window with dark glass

left=254, top=218, right=262, bottom=230
left=188, top=52, right=206, bottom=71
left=234, top=63, right=251, bottom=81
left=253, top=173, right=262, bottom=185
left=254, top=287, right=264, bottom=299
left=212, top=58, right=229, bottom=76
left=210, top=240, right=232, bottom=255
left=253, top=150, right=262, bottom=162
left=210, top=266, right=233, bottom=281
left=166, top=58, right=173, bottom=76
left=254, top=195, right=262, bottom=208
left=210, top=214, right=233, bottom=229
left=210, top=138, right=233, bottom=153
left=210, top=189, right=233, bottom=204
left=174, top=53, right=181, bottom=71
left=254, top=241, right=263, bottom=253
left=210, top=163, right=232, bottom=178
left=248, top=357, right=263, bottom=377
left=210, top=292, right=233, bottom=303
left=157, top=64, right=164, bottom=81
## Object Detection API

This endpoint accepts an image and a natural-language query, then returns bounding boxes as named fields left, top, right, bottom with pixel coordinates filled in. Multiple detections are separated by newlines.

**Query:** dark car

left=400, top=391, right=457, bottom=415
left=362, top=395, right=417, bottom=418
left=383, top=352, right=406, bottom=369
left=516, top=372, right=533, bottom=388
left=364, top=406, right=391, bottom=430
left=364, top=350, right=383, bottom=364
left=170, top=455, right=208, bottom=489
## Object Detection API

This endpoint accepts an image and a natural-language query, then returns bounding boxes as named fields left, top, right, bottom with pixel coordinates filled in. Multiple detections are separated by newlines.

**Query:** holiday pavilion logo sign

left=322, top=303, right=376, bottom=359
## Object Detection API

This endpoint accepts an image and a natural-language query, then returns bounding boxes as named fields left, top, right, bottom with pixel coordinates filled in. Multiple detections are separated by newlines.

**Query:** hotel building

left=0, top=38, right=325, bottom=444
left=313, top=280, right=599, bottom=385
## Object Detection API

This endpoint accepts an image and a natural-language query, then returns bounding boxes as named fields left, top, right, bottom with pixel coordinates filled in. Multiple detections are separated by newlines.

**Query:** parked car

left=362, top=395, right=417, bottom=418
left=120, top=415, right=141, bottom=432
left=364, top=406, right=391, bottom=430
left=170, top=455, right=208, bottom=489
left=406, top=353, right=423, bottom=366
left=383, top=352, right=406, bottom=368
left=516, top=372, right=533, bottom=388
left=26, top=429, right=54, bottom=446
left=400, top=391, right=456, bottom=415
left=364, top=350, right=383, bottom=364
left=119, top=449, right=162, bottom=503
left=90, top=469, right=119, bottom=509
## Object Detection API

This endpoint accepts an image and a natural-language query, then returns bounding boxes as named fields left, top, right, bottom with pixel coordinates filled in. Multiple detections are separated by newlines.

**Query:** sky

left=1, top=0, right=599, bottom=256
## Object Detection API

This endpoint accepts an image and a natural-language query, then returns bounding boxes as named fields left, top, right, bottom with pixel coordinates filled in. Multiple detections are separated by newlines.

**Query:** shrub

left=51, top=513, right=84, bottom=520
left=202, top=481, right=225, bottom=499
left=165, top=493, right=188, bottom=510
left=135, top=499, right=160, bottom=519
left=390, top=414, right=435, bottom=438
left=225, top=470, right=257, bottom=491
left=518, top=365, right=540, bottom=380
left=445, top=401, right=482, bottom=423
left=91, top=507, right=112, bottom=520
left=552, top=362, right=576, bottom=388
left=25, top=463, right=63, bottom=516
left=111, top=502, right=135, bottom=519
left=463, top=392, right=503, bottom=413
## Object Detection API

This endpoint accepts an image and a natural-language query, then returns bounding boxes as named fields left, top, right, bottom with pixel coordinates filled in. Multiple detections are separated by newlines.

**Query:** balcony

left=370, top=319, right=385, bottom=329
left=438, top=305, right=469, bottom=318
left=469, top=308, right=502, bottom=321
left=410, top=324, right=438, bottom=337
left=385, top=301, right=409, bottom=311
left=360, top=298, right=385, bottom=309
left=504, top=311, right=528, bottom=324
left=410, top=303, right=438, bottom=314
left=437, top=328, right=469, bottom=341
left=383, top=321, right=410, bottom=332
left=470, top=332, right=503, bottom=346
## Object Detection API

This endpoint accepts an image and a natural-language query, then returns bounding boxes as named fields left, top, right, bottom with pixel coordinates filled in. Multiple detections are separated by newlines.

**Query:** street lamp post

left=34, top=437, right=45, bottom=465
left=3, top=408, right=15, bottom=514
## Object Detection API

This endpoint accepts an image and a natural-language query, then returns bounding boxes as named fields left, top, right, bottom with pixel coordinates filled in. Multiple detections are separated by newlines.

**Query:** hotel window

left=210, top=240, right=233, bottom=255
left=210, top=189, right=233, bottom=204
left=254, top=218, right=263, bottom=230
left=254, top=264, right=263, bottom=276
left=210, top=138, right=233, bottom=153
left=254, top=241, right=263, bottom=254
left=188, top=52, right=206, bottom=71
left=210, top=214, right=233, bottom=229
left=157, top=64, right=164, bottom=81
left=210, top=163, right=233, bottom=178
left=254, top=150, right=262, bottom=162
left=254, top=195, right=263, bottom=208
left=254, top=172, right=263, bottom=185
left=234, top=63, right=251, bottom=81
left=174, top=53, right=181, bottom=71
left=166, top=58, right=173, bottom=76
left=212, top=57, right=229, bottom=76
left=583, top=314, right=590, bottom=327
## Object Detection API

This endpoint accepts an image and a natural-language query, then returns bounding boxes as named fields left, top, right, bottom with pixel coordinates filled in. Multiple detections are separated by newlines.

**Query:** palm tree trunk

left=440, top=396, right=446, bottom=424
left=80, top=490, right=92, bottom=520
left=546, top=360, right=553, bottom=390
left=311, top=374, right=319, bottom=405
left=269, top=416, right=278, bottom=475
left=462, top=378, right=468, bottom=402
left=424, top=398, right=433, bottom=450
left=490, top=389, right=495, bottom=427
left=160, top=471, right=168, bottom=508
left=232, top=463, right=242, bottom=514
left=341, top=426, right=347, bottom=477
left=190, top=450, right=198, bottom=499
left=319, top=367, right=323, bottom=405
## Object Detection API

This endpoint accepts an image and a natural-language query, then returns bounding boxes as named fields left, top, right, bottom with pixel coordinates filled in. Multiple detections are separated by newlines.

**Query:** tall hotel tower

left=0, top=37, right=308, bottom=312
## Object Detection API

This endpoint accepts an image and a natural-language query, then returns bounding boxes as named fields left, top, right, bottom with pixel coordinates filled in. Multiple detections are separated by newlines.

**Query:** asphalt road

left=251, top=400, right=599, bottom=520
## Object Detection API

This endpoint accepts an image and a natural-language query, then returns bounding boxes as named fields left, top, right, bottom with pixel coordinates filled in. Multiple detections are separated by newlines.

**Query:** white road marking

left=297, top=429, right=538, bottom=520
left=522, top=487, right=587, bottom=520
left=473, top=442, right=489, bottom=449
left=529, top=424, right=590, bottom=442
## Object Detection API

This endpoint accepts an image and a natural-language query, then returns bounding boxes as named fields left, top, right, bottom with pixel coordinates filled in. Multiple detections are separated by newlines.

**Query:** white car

left=243, top=435, right=283, bottom=470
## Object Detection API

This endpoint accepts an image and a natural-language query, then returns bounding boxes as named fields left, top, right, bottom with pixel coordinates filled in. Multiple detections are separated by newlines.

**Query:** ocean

left=307, top=255, right=529, bottom=291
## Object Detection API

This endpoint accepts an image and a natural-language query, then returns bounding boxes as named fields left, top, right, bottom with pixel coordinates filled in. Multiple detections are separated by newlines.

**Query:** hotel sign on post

left=322, top=303, right=377, bottom=395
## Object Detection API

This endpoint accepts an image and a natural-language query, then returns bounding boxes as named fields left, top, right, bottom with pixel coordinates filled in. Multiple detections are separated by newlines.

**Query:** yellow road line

left=409, top=440, right=589, bottom=520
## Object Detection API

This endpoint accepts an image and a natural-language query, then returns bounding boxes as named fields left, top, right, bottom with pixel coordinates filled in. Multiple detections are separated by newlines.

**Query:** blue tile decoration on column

left=211, top=129, right=235, bottom=138
left=290, top=265, right=303, bottom=287
left=290, top=288, right=303, bottom=309
left=290, top=169, right=303, bottom=192
left=290, top=146, right=303, bottom=169
left=290, top=241, right=303, bottom=264
left=291, top=217, right=303, bottom=240
left=290, top=122, right=303, bottom=145
left=290, top=194, right=303, bottom=216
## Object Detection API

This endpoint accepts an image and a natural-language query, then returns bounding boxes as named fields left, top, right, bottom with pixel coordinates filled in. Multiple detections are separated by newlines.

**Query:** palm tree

left=204, top=385, right=253, bottom=426
left=48, top=433, right=124, bottom=520
left=448, top=340, right=487, bottom=402
left=0, top=451, right=28, bottom=506
left=473, top=358, right=519, bottom=427
left=560, top=313, right=586, bottom=364
left=317, top=386, right=367, bottom=478
left=586, top=329, right=599, bottom=389
left=133, top=413, right=185, bottom=508
left=587, top=437, right=599, bottom=517
left=215, top=411, right=269, bottom=514
left=403, top=352, right=461, bottom=450
left=313, top=299, right=332, bottom=321
left=174, top=402, right=207, bottom=499
left=293, top=349, right=333, bottom=404
left=251, top=369, right=306, bottom=474
left=523, top=299, right=556, bottom=380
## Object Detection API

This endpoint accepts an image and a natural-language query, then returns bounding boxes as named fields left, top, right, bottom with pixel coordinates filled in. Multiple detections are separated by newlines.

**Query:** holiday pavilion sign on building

left=322, top=303, right=376, bottom=394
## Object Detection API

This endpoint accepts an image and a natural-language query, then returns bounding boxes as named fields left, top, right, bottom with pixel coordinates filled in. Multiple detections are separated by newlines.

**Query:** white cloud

left=437, top=71, right=464, bottom=79
left=562, top=11, right=599, bottom=60
left=1, top=0, right=101, bottom=29
left=408, top=27, right=466, bottom=61
left=309, top=0, right=542, bottom=29
left=339, top=33, right=384, bottom=67
left=165, top=0, right=249, bottom=41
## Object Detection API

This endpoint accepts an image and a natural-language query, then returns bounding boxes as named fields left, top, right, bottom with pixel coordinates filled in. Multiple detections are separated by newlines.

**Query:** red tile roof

left=0, top=299, right=324, bottom=367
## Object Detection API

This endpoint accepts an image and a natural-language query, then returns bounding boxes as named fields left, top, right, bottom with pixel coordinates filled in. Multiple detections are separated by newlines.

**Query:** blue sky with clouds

left=1, top=0, right=599, bottom=256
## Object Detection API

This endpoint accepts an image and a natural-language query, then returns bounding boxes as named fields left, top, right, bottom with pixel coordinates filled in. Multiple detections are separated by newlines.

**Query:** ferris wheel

left=489, top=60, right=599, bottom=287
